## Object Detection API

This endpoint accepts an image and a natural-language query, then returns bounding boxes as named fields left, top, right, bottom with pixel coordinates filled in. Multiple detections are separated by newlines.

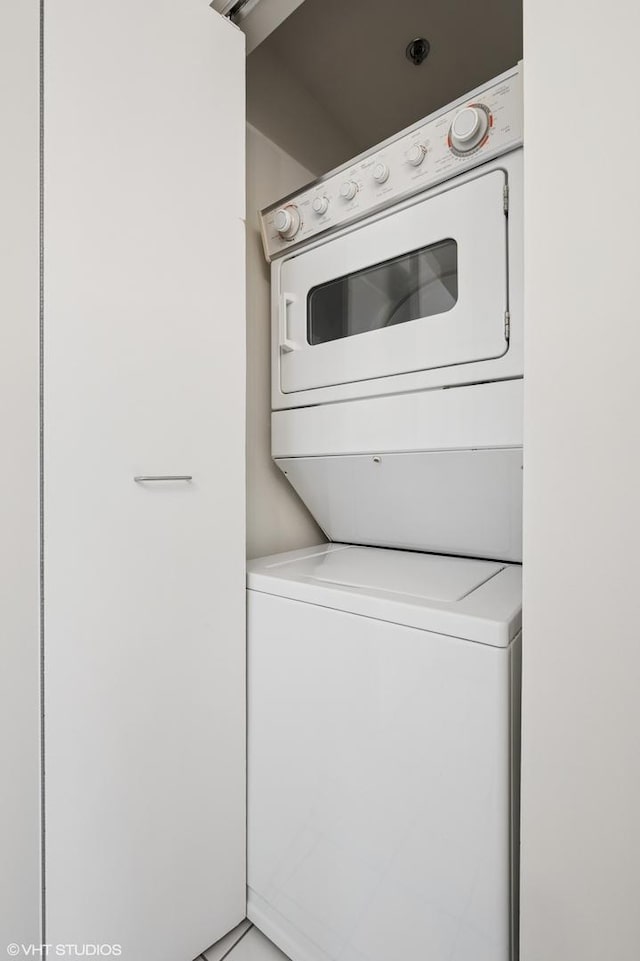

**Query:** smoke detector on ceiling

left=406, top=37, right=431, bottom=66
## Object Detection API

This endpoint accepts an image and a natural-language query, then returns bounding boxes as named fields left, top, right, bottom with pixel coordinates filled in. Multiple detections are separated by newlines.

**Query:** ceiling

left=247, top=0, right=522, bottom=172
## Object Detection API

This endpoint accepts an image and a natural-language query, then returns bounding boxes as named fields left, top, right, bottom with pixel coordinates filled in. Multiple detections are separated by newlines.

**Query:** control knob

left=339, top=180, right=358, bottom=201
left=274, top=204, right=301, bottom=240
left=449, top=105, right=490, bottom=154
left=372, top=162, right=390, bottom=184
left=312, top=195, right=330, bottom=216
left=407, top=143, right=427, bottom=167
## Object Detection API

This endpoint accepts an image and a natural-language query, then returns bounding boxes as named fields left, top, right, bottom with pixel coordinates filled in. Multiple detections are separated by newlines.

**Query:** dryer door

left=278, top=169, right=508, bottom=394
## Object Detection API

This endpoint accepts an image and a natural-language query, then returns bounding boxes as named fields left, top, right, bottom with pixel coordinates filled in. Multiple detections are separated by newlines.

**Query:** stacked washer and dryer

left=248, top=65, right=523, bottom=961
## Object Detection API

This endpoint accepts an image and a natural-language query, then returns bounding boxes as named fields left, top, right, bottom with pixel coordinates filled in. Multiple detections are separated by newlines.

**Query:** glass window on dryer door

left=308, top=239, right=458, bottom=346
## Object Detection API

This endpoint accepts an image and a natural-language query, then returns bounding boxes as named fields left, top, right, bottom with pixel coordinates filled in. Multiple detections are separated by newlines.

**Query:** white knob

left=274, top=205, right=301, bottom=239
left=339, top=180, right=358, bottom=201
left=312, top=195, right=329, bottom=216
left=449, top=106, right=489, bottom=153
left=407, top=143, right=426, bottom=167
left=372, top=162, right=389, bottom=184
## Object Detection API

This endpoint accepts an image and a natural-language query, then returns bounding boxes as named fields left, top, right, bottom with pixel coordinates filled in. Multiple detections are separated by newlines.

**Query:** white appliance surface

left=270, top=543, right=502, bottom=600
left=271, top=379, right=523, bottom=458
left=260, top=64, right=521, bottom=261
left=271, top=150, right=522, bottom=409
left=271, top=379, right=524, bottom=563
left=278, top=168, right=508, bottom=395
left=247, top=545, right=521, bottom=961
left=248, top=543, right=522, bottom=647
left=276, top=447, right=523, bottom=563
left=262, top=69, right=523, bottom=563
left=267, top=64, right=523, bottom=411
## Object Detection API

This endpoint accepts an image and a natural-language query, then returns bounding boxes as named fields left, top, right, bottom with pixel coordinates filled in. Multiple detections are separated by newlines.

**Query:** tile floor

left=201, top=923, right=291, bottom=961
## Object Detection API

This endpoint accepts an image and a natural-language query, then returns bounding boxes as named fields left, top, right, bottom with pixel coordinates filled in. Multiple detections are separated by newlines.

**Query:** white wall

left=246, top=45, right=357, bottom=173
left=521, top=5, right=640, bottom=959
left=0, top=0, right=42, bottom=947
left=246, top=124, right=323, bottom=558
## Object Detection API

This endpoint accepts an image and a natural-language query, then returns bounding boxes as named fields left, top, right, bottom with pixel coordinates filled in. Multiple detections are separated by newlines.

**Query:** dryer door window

left=278, top=168, right=508, bottom=394
left=308, top=239, right=458, bottom=345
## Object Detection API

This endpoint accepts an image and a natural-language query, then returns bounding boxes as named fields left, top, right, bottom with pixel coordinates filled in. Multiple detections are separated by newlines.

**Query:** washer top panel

left=247, top=544, right=522, bottom=647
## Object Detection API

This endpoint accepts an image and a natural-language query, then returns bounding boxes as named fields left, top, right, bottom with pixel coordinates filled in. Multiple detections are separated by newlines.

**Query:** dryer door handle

left=279, top=292, right=299, bottom=353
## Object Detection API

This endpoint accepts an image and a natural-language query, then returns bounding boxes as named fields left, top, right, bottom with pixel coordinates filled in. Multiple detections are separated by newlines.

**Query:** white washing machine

left=247, top=544, right=521, bottom=961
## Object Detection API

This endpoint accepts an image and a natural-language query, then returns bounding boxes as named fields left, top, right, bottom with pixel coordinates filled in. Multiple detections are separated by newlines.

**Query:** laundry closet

left=14, top=2, right=640, bottom=961
left=242, top=3, right=523, bottom=961
left=0, top=0, right=640, bottom=961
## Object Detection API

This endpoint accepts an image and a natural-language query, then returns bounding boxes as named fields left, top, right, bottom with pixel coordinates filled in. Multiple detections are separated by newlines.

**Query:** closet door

left=43, top=3, right=245, bottom=960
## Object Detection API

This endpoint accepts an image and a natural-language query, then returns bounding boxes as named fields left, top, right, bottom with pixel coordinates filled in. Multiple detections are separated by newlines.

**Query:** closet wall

left=520, top=2, right=640, bottom=958
left=0, top=0, right=41, bottom=947
left=245, top=12, right=365, bottom=559
left=246, top=45, right=358, bottom=173
left=245, top=27, right=356, bottom=559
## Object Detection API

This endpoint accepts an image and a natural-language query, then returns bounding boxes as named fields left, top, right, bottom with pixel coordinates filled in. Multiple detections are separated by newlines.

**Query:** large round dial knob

left=372, top=162, right=390, bottom=184
left=339, top=180, right=358, bottom=201
left=407, top=143, right=427, bottom=167
left=274, top=205, right=301, bottom=240
left=449, top=105, right=490, bottom=153
left=312, top=195, right=329, bottom=216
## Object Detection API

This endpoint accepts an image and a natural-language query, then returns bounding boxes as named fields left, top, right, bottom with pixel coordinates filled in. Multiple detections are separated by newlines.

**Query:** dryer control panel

left=260, top=64, right=522, bottom=261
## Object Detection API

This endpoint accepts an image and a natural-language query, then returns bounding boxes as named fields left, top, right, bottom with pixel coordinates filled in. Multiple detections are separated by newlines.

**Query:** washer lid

left=247, top=544, right=522, bottom=648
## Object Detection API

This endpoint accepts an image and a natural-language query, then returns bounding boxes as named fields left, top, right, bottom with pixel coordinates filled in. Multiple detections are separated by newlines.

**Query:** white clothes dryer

left=247, top=543, right=522, bottom=961
left=260, top=65, right=524, bottom=562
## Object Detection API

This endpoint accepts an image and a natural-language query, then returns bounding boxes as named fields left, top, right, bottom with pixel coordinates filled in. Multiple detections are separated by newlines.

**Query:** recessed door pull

left=133, top=475, right=193, bottom=483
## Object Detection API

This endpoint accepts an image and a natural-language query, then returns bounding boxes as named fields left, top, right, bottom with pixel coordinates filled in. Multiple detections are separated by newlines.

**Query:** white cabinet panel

left=44, top=0, right=244, bottom=224
left=43, top=3, right=246, bottom=959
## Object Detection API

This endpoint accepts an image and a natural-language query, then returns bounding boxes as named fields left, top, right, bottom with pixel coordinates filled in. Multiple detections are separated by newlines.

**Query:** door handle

left=279, top=291, right=298, bottom=353
left=134, top=475, right=193, bottom=483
